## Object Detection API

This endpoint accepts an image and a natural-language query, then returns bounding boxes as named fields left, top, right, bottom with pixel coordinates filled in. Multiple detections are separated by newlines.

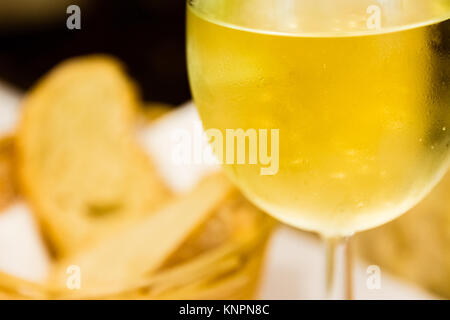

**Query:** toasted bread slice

left=0, top=136, right=16, bottom=212
left=0, top=271, right=49, bottom=299
left=163, top=191, right=269, bottom=267
left=51, top=173, right=233, bottom=296
left=17, top=56, right=170, bottom=257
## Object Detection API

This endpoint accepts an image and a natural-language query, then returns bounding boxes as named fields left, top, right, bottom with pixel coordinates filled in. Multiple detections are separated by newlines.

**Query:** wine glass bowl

left=187, top=0, right=450, bottom=298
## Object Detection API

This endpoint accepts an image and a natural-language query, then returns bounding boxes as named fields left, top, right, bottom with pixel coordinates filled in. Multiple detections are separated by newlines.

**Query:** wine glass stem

left=324, top=236, right=353, bottom=300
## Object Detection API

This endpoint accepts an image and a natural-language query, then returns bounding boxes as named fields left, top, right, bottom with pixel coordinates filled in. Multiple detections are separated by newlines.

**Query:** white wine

left=188, top=0, right=450, bottom=237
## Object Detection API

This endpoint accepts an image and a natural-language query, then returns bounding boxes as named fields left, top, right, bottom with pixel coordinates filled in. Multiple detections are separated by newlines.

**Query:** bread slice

left=0, top=136, right=16, bottom=212
left=51, top=173, right=234, bottom=296
left=0, top=270, right=49, bottom=299
left=17, top=55, right=171, bottom=257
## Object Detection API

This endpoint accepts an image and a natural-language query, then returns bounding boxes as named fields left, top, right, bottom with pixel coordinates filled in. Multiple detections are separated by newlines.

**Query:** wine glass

left=187, top=0, right=450, bottom=299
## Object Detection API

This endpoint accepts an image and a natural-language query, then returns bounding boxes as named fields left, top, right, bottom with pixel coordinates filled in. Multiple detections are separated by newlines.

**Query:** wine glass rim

left=188, top=4, right=450, bottom=38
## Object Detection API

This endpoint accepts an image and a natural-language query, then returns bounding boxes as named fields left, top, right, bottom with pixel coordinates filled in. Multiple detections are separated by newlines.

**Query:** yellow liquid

left=187, top=0, right=450, bottom=237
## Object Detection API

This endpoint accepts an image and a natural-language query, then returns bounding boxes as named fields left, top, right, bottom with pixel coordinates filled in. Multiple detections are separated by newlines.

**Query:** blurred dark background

left=0, top=0, right=189, bottom=105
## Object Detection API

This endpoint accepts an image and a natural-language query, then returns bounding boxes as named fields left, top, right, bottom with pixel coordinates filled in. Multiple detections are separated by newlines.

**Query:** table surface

left=0, top=84, right=435, bottom=299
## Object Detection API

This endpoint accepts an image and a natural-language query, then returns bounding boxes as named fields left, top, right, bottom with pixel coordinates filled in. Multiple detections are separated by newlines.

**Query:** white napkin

left=0, top=202, right=50, bottom=282
left=138, top=103, right=219, bottom=194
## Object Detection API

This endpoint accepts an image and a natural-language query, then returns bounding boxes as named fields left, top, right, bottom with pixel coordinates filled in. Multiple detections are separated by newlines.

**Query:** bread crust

left=17, top=55, right=171, bottom=257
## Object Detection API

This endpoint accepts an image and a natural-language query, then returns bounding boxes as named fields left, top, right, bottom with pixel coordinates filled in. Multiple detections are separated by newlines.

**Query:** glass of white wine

left=187, top=0, right=450, bottom=299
